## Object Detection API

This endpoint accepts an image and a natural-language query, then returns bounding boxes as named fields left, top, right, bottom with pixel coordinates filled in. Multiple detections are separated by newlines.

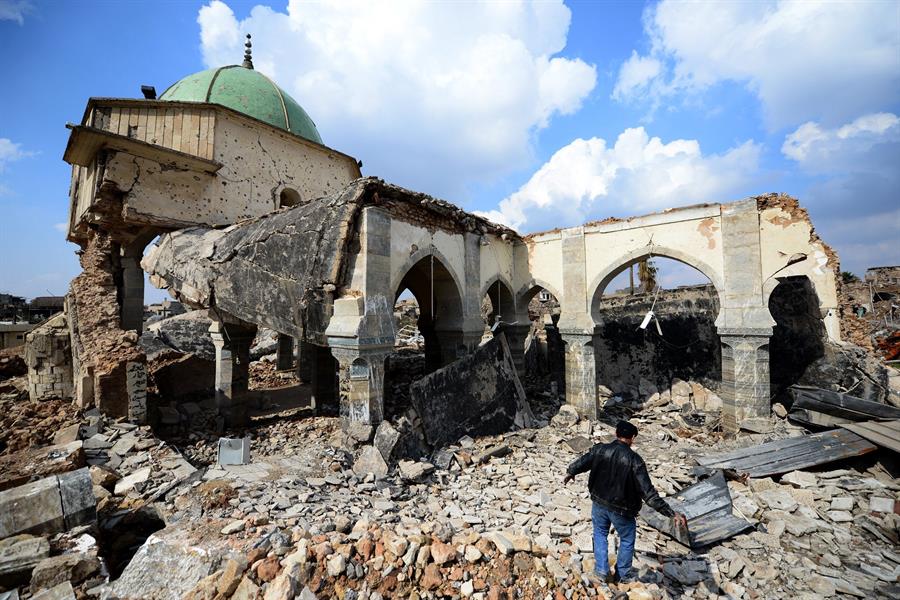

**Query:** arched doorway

left=393, top=254, right=464, bottom=372
left=590, top=256, right=722, bottom=408
left=517, top=284, right=564, bottom=395
left=768, top=275, right=826, bottom=402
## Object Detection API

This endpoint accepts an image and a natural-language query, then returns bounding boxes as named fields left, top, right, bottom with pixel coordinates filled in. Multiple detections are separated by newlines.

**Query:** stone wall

left=68, top=230, right=146, bottom=422
left=594, top=285, right=721, bottom=398
left=24, top=313, right=74, bottom=401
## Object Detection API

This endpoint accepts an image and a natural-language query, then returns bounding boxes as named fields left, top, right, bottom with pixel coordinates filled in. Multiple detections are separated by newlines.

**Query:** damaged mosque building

left=4, top=34, right=900, bottom=600
left=52, top=38, right=850, bottom=437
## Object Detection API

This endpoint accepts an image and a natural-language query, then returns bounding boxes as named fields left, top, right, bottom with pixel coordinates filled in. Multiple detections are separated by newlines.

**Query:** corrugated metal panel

left=695, top=429, right=877, bottom=477
left=840, top=420, right=900, bottom=453
left=640, top=471, right=753, bottom=549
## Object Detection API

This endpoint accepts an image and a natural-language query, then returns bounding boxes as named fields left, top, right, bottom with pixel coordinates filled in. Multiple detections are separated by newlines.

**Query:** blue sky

left=1, top=0, right=898, bottom=302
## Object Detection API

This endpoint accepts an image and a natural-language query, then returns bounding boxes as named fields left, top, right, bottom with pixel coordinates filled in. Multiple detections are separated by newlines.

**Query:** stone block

left=0, top=468, right=94, bottom=538
left=410, top=335, right=530, bottom=448
left=31, top=582, right=75, bottom=600
left=0, top=534, right=50, bottom=587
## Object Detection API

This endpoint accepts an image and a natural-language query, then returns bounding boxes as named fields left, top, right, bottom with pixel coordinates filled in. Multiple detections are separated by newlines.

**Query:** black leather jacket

left=567, top=440, right=675, bottom=518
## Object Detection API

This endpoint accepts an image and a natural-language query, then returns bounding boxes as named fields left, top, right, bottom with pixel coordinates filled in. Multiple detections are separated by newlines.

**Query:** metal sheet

left=840, top=420, right=900, bottom=454
left=640, top=471, right=753, bottom=549
left=789, top=385, right=900, bottom=422
left=696, top=429, right=878, bottom=477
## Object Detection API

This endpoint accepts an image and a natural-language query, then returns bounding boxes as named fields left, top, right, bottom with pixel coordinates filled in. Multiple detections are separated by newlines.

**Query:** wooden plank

left=138, top=108, right=148, bottom=141
left=198, top=111, right=210, bottom=159
left=146, top=109, right=157, bottom=145
left=163, top=109, right=175, bottom=147
left=205, top=110, right=215, bottom=158
left=186, top=110, right=199, bottom=155
left=118, top=108, right=130, bottom=136
left=108, top=107, right=121, bottom=135
left=172, top=111, right=183, bottom=150
left=127, top=108, right=139, bottom=138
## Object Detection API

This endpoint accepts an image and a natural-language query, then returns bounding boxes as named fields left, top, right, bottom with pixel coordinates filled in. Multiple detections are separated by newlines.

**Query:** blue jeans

left=592, top=502, right=637, bottom=580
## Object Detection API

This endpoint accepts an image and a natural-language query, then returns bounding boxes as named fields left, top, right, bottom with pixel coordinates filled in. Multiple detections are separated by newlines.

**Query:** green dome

left=159, top=65, right=323, bottom=144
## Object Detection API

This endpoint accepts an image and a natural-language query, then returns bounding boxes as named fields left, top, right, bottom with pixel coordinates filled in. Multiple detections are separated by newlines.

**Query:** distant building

left=0, top=322, right=33, bottom=349
left=146, top=299, right=186, bottom=319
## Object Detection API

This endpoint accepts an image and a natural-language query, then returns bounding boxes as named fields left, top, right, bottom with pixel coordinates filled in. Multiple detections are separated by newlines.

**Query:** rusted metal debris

left=839, top=419, right=900, bottom=454
left=640, top=471, right=753, bottom=549
left=695, top=429, right=878, bottom=478
left=788, top=385, right=900, bottom=428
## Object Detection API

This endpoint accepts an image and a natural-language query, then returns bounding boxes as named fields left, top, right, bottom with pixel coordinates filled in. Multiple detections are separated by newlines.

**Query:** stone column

left=332, top=348, right=391, bottom=429
left=296, top=339, right=313, bottom=383
left=561, top=332, right=599, bottom=419
left=276, top=333, right=294, bottom=371
left=209, top=320, right=257, bottom=428
left=435, top=329, right=483, bottom=368
left=310, top=343, right=338, bottom=414
left=500, top=324, right=531, bottom=378
left=719, top=328, right=772, bottom=433
left=120, top=247, right=144, bottom=333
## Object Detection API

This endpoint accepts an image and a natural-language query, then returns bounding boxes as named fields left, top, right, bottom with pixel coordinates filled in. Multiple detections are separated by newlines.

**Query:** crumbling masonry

left=50, top=54, right=843, bottom=435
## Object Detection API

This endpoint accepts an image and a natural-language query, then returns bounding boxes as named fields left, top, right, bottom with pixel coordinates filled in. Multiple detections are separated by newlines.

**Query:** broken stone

left=869, top=496, right=897, bottom=513
left=352, top=445, right=388, bottom=479
left=564, top=435, right=593, bottom=454
left=31, top=582, right=75, bottom=600
left=781, top=470, right=817, bottom=488
left=755, top=489, right=798, bottom=512
left=373, top=421, right=400, bottom=463
left=398, top=460, right=434, bottom=481
left=103, top=523, right=235, bottom=600
left=113, top=466, right=151, bottom=495
left=52, top=424, right=81, bottom=446
left=30, top=552, right=100, bottom=592
left=0, top=535, right=50, bottom=587
left=550, top=405, right=579, bottom=428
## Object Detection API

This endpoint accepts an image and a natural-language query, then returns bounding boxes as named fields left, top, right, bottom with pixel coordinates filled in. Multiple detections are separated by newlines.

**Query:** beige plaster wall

left=759, top=206, right=841, bottom=340
left=70, top=103, right=361, bottom=232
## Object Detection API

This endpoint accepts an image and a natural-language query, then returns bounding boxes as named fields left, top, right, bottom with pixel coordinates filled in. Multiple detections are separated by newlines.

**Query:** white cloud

left=478, top=127, right=761, bottom=232
left=196, top=0, right=596, bottom=199
left=612, top=51, right=662, bottom=102
left=614, top=1, right=900, bottom=129
left=0, top=0, right=31, bottom=24
left=782, top=112, right=900, bottom=171
left=0, top=138, right=34, bottom=172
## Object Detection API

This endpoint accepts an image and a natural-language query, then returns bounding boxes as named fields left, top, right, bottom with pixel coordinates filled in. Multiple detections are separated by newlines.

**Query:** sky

left=0, top=0, right=898, bottom=303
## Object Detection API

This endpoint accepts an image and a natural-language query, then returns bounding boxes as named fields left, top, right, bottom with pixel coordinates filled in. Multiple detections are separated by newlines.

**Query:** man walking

left=564, top=420, right=687, bottom=586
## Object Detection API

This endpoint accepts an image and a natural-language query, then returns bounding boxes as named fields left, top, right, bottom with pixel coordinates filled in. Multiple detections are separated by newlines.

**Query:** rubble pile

left=1, top=365, right=899, bottom=599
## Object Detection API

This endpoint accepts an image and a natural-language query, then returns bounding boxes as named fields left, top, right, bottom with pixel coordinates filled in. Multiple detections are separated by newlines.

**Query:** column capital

left=717, top=327, right=772, bottom=350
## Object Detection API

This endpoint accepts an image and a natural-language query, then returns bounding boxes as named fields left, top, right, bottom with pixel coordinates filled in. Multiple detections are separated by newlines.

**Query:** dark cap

left=616, top=420, right=638, bottom=439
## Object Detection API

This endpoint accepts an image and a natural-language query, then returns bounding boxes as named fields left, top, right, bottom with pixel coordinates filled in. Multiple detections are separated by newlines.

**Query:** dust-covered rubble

left=1, top=375, right=898, bottom=599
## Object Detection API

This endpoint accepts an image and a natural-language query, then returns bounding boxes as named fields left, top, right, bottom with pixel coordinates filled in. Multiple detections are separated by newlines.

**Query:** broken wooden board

left=695, top=429, right=878, bottom=477
left=839, top=420, right=900, bottom=454
left=640, top=471, right=753, bottom=549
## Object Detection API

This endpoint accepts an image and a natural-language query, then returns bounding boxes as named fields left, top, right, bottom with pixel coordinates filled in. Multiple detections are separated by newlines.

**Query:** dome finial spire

left=242, top=33, right=254, bottom=69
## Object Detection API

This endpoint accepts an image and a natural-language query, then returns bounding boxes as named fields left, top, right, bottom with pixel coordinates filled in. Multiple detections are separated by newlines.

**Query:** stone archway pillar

left=276, top=333, right=294, bottom=371
left=560, top=331, right=599, bottom=419
left=120, top=244, right=146, bottom=333
left=209, top=319, right=257, bottom=428
left=332, top=348, right=391, bottom=429
left=719, top=327, right=772, bottom=432
left=500, top=323, right=531, bottom=378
